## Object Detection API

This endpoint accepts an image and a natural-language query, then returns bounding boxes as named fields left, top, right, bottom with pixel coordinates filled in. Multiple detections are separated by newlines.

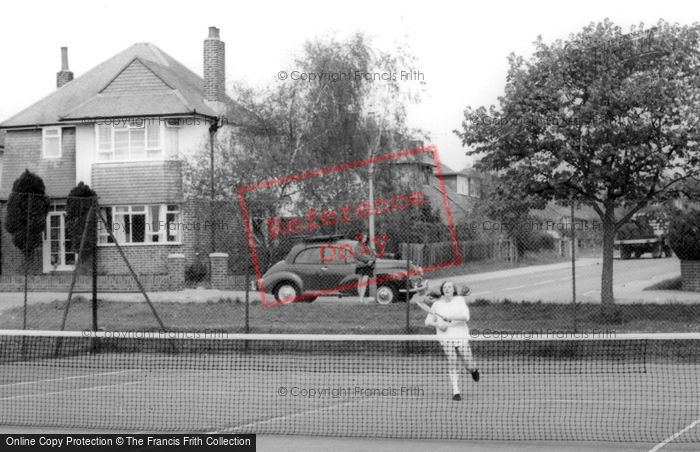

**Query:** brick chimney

left=56, top=47, right=74, bottom=88
left=203, top=27, right=226, bottom=113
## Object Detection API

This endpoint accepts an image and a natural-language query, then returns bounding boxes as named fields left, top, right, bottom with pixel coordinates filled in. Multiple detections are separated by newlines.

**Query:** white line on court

left=648, top=418, right=700, bottom=452
left=0, top=379, right=145, bottom=401
left=0, top=369, right=141, bottom=388
left=213, top=397, right=374, bottom=434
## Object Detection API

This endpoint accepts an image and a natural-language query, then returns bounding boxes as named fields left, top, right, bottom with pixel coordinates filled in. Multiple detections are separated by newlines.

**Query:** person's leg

left=441, top=342, right=461, bottom=398
left=457, top=341, right=480, bottom=382
left=358, top=275, right=369, bottom=303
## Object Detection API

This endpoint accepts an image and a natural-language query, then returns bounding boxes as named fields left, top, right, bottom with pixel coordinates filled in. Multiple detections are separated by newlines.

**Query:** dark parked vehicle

left=259, top=236, right=428, bottom=304
left=615, top=211, right=672, bottom=259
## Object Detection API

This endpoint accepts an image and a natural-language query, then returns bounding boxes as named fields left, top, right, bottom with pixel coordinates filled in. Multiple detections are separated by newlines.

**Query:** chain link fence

left=0, top=188, right=699, bottom=334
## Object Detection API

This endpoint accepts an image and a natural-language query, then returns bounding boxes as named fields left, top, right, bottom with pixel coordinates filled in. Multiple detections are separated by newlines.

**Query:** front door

left=43, top=208, right=76, bottom=273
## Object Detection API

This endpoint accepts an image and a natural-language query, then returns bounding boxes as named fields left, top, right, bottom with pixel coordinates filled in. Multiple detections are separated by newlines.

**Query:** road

left=428, top=256, right=697, bottom=304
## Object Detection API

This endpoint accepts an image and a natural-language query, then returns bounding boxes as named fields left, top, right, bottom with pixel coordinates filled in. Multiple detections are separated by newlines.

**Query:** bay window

left=96, top=119, right=167, bottom=161
left=98, top=204, right=181, bottom=244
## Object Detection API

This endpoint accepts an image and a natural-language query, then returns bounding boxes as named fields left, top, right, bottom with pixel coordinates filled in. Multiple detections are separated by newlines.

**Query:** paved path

left=428, top=257, right=698, bottom=304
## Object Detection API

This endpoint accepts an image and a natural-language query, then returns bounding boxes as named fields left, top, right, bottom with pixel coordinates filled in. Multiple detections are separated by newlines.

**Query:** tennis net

left=0, top=330, right=699, bottom=443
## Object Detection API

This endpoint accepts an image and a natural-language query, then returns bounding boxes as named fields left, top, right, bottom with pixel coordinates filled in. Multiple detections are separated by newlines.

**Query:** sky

left=1, top=0, right=698, bottom=170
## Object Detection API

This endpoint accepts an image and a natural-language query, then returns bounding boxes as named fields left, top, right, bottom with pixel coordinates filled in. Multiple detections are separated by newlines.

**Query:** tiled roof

left=0, top=43, right=251, bottom=128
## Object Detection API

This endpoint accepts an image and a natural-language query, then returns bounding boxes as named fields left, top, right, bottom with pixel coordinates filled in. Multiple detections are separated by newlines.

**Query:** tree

left=66, top=182, right=98, bottom=258
left=456, top=20, right=700, bottom=311
left=472, top=174, right=548, bottom=258
left=183, top=32, right=423, bottom=261
left=5, top=170, right=50, bottom=328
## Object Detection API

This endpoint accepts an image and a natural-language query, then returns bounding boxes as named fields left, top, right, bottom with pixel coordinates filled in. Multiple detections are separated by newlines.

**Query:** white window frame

left=42, top=127, right=62, bottom=159
left=98, top=204, right=181, bottom=246
left=94, top=119, right=164, bottom=162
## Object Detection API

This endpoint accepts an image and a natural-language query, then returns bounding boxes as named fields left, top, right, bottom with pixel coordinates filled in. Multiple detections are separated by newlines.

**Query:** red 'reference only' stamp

left=238, top=145, right=462, bottom=307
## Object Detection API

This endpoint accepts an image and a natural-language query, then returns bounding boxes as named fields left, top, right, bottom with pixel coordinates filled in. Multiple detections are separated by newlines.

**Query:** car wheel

left=376, top=284, right=398, bottom=305
left=273, top=282, right=300, bottom=303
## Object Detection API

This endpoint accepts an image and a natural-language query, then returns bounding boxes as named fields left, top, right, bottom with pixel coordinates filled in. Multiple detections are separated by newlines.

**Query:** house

left=388, top=144, right=484, bottom=225
left=0, top=27, right=248, bottom=284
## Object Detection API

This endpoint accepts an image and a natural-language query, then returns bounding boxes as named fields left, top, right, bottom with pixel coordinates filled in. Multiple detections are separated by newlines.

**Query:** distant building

left=388, top=143, right=484, bottom=224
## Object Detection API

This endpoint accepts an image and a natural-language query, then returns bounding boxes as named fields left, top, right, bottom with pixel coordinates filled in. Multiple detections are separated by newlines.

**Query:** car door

left=317, top=245, right=356, bottom=293
left=292, top=247, right=325, bottom=291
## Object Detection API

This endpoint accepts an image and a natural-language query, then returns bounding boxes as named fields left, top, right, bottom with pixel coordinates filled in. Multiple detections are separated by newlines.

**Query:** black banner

left=2, top=434, right=255, bottom=451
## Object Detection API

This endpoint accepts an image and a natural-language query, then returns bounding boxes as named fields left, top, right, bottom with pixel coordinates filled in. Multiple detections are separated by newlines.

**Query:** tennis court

left=0, top=331, right=699, bottom=450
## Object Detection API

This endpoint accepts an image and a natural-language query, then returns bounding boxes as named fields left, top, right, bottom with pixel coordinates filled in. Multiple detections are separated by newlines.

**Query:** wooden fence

left=399, top=238, right=515, bottom=268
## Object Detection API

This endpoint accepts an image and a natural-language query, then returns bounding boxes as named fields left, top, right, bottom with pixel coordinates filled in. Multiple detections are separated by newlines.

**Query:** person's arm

left=425, top=313, right=450, bottom=331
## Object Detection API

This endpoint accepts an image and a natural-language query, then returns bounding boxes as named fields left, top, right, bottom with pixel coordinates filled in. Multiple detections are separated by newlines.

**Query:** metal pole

left=24, top=195, right=30, bottom=331
left=92, top=198, right=98, bottom=333
left=571, top=201, right=577, bottom=331
left=405, top=248, right=411, bottom=334
left=245, top=272, right=250, bottom=334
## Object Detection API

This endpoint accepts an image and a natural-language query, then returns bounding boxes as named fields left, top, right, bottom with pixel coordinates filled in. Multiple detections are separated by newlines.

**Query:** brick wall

left=97, top=244, right=183, bottom=275
left=203, top=27, right=225, bottom=103
left=0, top=128, right=77, bottom=199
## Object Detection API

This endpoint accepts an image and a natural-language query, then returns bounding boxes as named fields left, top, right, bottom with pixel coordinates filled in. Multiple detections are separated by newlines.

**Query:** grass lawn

left=1, top=297, right=699, bottom=334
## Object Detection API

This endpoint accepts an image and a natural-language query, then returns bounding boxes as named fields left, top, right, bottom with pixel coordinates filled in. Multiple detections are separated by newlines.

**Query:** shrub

left=185, top=262, right=208, bottom=284
left=5, top=170, right=50, bottom=251
left=668, top=209, right=700, bottom=260
left=520, top=231, right=555, bottom=253
left=66, top=182, right=98, bottom=255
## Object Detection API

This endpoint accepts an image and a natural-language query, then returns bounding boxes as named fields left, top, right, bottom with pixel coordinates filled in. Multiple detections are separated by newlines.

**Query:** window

left=95, top=120, right=163, bottom=161
left=294, top=248, right=323, bottom=264
left=456, top=177, right=469, bottom=196
left=469, top=178, right=482, bottom=198
left=98, top=204, right=181, bottom=244
left=43, top=127, right=62, bottom=158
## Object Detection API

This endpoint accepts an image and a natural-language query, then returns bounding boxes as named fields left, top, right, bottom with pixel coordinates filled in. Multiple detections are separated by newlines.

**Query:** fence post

left=245, top=272, right=250, bottom=334
left=405, top=248, right=411, bottom=334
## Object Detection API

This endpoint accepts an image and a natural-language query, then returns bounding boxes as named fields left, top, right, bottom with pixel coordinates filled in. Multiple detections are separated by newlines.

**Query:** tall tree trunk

left=600, top=206, right=616, bottom=314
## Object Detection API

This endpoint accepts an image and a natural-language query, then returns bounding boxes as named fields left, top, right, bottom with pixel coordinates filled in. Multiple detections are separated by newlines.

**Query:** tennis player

left=424, top=280, right=480, bottom=401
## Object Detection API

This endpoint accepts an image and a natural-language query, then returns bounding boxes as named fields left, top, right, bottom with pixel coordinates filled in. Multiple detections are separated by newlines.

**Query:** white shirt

left=427, top=296, right=470, bottom=338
